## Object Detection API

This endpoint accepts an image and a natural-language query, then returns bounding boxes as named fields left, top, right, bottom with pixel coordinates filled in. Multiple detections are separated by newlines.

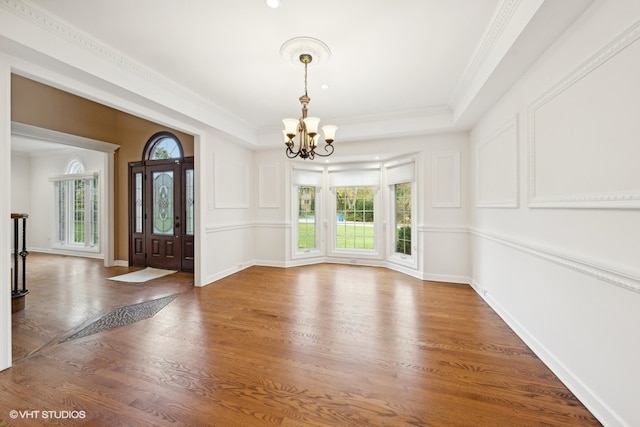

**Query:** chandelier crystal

left=282, top=53, right=336, bottom=160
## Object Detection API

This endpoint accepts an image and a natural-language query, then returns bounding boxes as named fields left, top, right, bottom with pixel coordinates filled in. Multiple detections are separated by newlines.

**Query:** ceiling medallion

left=280, top=37, right=336, bottom=160
left=279, top=36, right=331, bottom=65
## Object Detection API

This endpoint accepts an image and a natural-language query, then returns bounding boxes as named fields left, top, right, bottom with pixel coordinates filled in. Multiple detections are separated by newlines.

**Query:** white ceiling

left=10, top=0, right=595, bottom=153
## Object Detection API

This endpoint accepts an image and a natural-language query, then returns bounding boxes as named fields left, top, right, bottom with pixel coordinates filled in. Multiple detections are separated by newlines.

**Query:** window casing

left=327, top=165, right=381, bottom=258
left=334, top=186, right=376, bottom=251
left=394, top=182, right=412, bottom=255
left=290, top=160, right=416, bottom=266
left=52, top=160, right=99, bottom=252
left=385, top=158, right=416, bottom=267
left=297, top=186, right=318, bottom=251
left=145, top=133, right=183, bottom=160
left=291, top=167, right=324, bottom=258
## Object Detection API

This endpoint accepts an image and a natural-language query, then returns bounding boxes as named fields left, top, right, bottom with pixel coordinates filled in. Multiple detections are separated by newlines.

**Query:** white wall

left=252, top=149, right=290, bottom=267
left=10, top=153, right=30, bottom=214
left=470, top=1, right=640, bottom=425
left=9, top=152, right=30, bottom=286
left=1, top=56, right=12, bottom=372
left=198, top=129, right=255, bottom=285
left=24, top=147, right=104, bottom=254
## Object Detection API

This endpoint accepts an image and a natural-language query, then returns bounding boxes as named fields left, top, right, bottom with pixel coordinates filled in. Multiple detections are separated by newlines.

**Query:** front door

left=129, top=158, right=194, bottom=271
left=146, top=162, right=181, bottom=270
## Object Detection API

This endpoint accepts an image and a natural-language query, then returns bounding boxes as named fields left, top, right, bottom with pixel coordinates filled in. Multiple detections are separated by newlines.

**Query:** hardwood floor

left=2, top=253, right=599, bottom=426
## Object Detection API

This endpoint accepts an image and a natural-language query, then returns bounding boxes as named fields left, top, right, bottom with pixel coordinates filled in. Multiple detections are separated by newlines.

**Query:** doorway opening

left=129, top=132, right=194, bottom=272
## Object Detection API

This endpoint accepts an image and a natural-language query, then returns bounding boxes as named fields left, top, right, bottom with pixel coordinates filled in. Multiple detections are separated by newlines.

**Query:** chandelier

left=282, top=53, right=337, bottom=160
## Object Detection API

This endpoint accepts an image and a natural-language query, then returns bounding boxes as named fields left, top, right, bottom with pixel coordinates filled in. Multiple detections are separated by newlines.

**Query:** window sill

left=52, top=244, right=100, bottom=254
left=387, top=253, right=417, bottom=269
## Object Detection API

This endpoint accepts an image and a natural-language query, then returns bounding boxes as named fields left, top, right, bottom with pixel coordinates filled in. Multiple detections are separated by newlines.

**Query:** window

left=145, top=132, right=183, bottom=160
left=53, top=159, right=99, bottom=251
left=394, top=182, right=412, bottom=255
left=298, top=186, right=316, bottom=249
left=185, top=169, right=195, bottom=235
left=335, top=187, right=375, bottom=250
left=292, top=167, right=323, bottom=256
left=386, top=158, right=415, bottom=265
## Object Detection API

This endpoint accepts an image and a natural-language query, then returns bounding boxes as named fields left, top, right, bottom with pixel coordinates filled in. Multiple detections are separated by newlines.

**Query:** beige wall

left=11, top=75, right=194, bottom=261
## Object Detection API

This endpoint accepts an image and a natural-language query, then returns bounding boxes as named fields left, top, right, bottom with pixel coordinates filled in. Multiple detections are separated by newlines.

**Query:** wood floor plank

left=0, top=254, right=600, bottom=426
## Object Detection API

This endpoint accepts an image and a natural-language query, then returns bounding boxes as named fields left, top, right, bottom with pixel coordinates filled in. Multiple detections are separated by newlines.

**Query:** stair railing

left=11, top=213, right=29, bottom=301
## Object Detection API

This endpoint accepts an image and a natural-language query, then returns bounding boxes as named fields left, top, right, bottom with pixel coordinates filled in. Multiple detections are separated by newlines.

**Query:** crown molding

left=257, top=105, right=455, bottom=147
left=449, top=0, right=522, bottom=110
left=0, top=0, right=179, bottom=93
left=0, top=0, right=256, bottom=144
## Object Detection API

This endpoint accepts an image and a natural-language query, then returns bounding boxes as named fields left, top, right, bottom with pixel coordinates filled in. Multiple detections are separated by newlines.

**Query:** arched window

left=143, top=132, right=183, bottom=161
left=52, top=158, right=99, bottom=251
left=66, top=158, right=85, bottom=174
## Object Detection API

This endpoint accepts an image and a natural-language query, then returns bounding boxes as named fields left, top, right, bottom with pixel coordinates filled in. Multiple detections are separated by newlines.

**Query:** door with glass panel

left=128, top=132, right=194, bottom=272
left=129, top=160, right=193, bottom=271
left=145, top=162, right=181, bottom=269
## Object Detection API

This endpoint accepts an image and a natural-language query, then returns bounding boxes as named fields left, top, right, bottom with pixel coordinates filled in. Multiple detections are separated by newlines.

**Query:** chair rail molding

left=471, top=228, right=640, bottom=294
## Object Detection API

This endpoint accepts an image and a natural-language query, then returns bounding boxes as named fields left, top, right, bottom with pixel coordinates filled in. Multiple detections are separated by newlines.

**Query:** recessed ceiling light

left=265, top=0, right=280, bottom=9
left=321, top=83, right=329, bottom=90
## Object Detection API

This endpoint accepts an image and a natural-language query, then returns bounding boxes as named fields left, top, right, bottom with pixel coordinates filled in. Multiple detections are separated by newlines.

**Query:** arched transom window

left=144, top=132, right=184, bottom=161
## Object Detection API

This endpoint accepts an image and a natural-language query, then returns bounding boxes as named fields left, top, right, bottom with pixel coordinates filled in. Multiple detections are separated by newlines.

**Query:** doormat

left=61, top=294, right=178, bottom=342
left=107, top=267, right=177, bottom=283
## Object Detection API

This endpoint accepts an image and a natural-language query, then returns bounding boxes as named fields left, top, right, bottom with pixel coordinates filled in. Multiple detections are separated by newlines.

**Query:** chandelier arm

left=285, top=146, right=300, bottom=159
left=310, top=143, right=335, bottom=157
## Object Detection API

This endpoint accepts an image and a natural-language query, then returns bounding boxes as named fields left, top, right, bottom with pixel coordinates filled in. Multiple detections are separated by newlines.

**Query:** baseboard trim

left=29, top=248, right=104, bottom=260
left=472, top=279, right=626, bottom=427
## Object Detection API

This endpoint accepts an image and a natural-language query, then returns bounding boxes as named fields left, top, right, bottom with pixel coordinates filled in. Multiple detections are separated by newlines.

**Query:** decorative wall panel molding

left=476, top=115, right=519, bottom=208
left=431, top=151, right=461, bottom=208
left=471, top=228, right=640, bottom=294
left=258, top=164, right=279, bottom=208
left=214, top=156, right=249, bottom=208
left=528, top=20, right=640, bottom=209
